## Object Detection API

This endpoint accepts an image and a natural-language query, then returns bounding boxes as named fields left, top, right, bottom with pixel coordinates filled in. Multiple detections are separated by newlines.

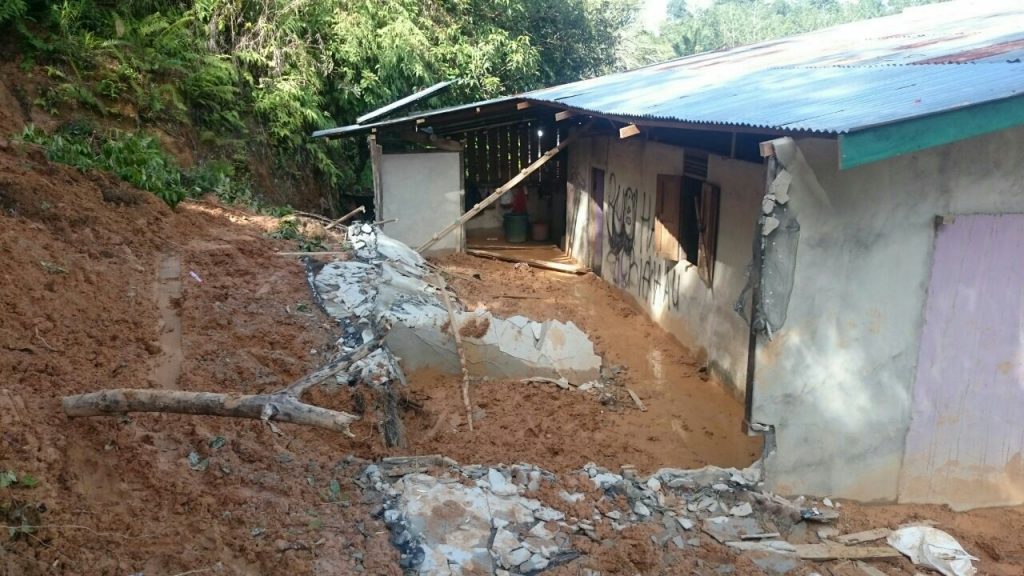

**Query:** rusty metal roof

left=314, top=0, right=1024, bottom=139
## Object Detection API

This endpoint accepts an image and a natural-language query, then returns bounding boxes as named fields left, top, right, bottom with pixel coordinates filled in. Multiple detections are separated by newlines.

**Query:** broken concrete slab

left=703, top=516, right=765, bottom=544
left=314, top=229, right=603, bottom=384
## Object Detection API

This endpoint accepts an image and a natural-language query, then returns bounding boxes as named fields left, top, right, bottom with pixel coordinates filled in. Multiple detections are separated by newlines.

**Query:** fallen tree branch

left=62, top=340, right=381, bottom=436
left=62, top=389, right=359, bottom=435
left=324, top=205, right=365, bottom=230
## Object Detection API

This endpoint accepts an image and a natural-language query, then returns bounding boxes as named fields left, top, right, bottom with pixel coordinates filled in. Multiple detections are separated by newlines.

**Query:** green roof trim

left=839, top=95, right=1024, bottom=170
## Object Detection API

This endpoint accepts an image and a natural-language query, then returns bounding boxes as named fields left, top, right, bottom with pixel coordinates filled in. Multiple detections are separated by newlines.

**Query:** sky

left=641, top=0, right=715, bottom=31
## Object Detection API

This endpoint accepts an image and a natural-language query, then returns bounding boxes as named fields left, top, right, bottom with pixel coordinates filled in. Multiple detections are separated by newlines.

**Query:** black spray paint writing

left=603, top=172, right=680, bottom=310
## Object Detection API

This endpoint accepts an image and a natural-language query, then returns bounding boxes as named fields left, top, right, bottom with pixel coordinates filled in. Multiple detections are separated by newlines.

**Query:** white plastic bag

left=887, top=526, right=977, bottom=576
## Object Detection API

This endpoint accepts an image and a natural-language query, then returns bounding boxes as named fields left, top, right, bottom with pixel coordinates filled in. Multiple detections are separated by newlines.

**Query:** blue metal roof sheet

left=525, top=63, right=1024, bottom=134
left=314, top=0, right=1024, bottom=138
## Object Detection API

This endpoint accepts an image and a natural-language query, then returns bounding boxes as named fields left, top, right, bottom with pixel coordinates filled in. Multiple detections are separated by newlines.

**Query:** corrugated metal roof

left=314, top=0, right=1024, bottom=138
left=527, top=63, right=1024, bottom=134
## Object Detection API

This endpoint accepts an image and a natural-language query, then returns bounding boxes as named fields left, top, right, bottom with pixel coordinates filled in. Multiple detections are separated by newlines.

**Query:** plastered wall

left=754, top=126, right=1024, bottom=506
left=567, top=126, right=1024, bottom=508
left=566, top=135, right=763, bottom=392
left=380, top=151, right=462, bottom=253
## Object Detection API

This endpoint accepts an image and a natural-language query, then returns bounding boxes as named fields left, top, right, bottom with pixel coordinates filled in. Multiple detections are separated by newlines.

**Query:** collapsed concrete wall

left=312, top=225, right=601, bottom=384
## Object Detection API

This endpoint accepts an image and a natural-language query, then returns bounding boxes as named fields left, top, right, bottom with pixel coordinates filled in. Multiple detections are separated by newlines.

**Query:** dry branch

left=62, top=340, right=380, bottom=436
left=437, top=286, right=474, bottom=431
left=324, top=205, right=365, bottom=230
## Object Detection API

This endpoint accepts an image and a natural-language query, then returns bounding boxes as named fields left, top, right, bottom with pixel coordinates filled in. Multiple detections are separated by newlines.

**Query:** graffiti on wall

left=603, top=172, right=681, bottom=311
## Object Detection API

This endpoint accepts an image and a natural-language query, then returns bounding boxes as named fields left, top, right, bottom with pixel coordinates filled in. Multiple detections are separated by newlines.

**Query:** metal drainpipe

left=744, top=145, right=779, bottom=433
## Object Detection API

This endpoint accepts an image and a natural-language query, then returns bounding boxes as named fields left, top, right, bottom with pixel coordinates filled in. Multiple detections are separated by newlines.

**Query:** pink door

left=900, top=214, right=1024, bottom=508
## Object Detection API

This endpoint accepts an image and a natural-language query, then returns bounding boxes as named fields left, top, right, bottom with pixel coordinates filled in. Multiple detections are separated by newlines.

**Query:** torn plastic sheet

left=888, top=526, right=977, bottom=576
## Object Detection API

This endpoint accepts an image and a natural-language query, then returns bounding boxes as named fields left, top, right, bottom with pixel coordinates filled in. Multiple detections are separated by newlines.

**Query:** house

left=314, top=0, right=1024, bottom=509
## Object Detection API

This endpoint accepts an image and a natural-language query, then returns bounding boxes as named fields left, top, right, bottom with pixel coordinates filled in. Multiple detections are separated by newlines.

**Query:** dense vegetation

left=1, top=0, right=943, bottom=210
left=1, top=0, right=638, bottom=209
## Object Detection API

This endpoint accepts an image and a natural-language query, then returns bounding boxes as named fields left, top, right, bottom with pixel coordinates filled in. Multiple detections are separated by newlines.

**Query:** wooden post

left=369, top=137, right=383, bottom=220
left=417, top=121, right=592, bottom=253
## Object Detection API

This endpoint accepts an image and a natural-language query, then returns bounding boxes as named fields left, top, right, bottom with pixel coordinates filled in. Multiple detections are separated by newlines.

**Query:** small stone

left=817, top=527, right=839, bottom=540
left=688, top=537, right=701, bottom=546
left=492, top=517, right=510, bottom=530
left=605, top=510, right=622, bottom=520
left=529, top=522, right=556, bottom=540
left=591, top=473, right=622, bottom=489
left=520, top=552, right=549, bottom=572
left=668, top=477, right=693, bottom=489
left=488, top=468, right=517, bottom=496
left=729, top=503, right=753, bottom=517
left=677, top=517, right=695, bottom=530
left=633, top=502, right=651, bottom=517
left=559, top=490, right=584, bottom=504
left=646, top=477, right=662, bottom=492
left=712, top=483, right=730, bottom=492
left=672, top=535, right=687, bottom=549
left=506, top=547, right=532, bottom=567
left=822, top=497, right=834, bottom=508
left=534, top=507, right=565, bottom=522
left=493, top=529, right=521, bottom=567
left=528, top=470, right=541, bottom=492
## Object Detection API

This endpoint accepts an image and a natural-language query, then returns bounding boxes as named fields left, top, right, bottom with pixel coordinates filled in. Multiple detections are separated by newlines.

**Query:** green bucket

left=503, top=213, right=529, bottom=243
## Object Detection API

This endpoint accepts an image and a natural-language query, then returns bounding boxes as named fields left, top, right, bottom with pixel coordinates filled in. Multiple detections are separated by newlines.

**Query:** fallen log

left=62, top=339, right=380, bottom=436
left=62, top=389, right=359, bottom=435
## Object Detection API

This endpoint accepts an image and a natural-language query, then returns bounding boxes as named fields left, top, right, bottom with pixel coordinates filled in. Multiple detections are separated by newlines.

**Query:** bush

left=19, top=123, right=257, bottom=208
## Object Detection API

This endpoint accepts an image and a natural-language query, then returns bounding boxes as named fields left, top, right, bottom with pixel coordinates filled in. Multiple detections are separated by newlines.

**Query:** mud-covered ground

left=1, top=109, right=1021, bottom=575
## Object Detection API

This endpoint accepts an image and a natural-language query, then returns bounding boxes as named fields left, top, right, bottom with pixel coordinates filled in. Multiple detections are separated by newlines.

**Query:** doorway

left=899, top=213, right=1024, bottom=508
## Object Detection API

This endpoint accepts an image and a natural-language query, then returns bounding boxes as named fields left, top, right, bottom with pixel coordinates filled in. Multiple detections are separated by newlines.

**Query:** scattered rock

left=633, top=501, right=651, bottom=517
left=730, top=502, right=753, bottom=517
left=519, top=552, right=549, bottom=573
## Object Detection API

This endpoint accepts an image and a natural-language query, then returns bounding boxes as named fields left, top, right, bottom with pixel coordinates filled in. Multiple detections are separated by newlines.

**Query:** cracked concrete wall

left=753, top=126, right=1024, bottom=507
left=566, top=135, right=763, bottom=393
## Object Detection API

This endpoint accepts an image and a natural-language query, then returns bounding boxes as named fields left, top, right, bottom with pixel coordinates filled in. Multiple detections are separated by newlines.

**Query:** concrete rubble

left=311, top=224, right=602, bottom=385
left=353, top=454, right=942, bottom=575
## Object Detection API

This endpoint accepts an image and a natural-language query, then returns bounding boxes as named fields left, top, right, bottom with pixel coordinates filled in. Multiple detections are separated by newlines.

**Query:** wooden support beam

left=516, top=101, right=531, bottom=110
left=465, top=249, right=589, bottom=275
left=619, top=124, right=641, bottom=139
left=760, top=140, right=776, bottom=157
left=416, top=121, right=593, bottom=253
left=554, top=110, right=577, bottom=122
left=395, top=130, right=464, bottom=151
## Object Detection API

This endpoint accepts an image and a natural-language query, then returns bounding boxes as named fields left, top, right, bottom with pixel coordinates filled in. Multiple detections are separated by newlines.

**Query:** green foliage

left=658, top=0, right=946, bottom=57
left=0, top=0, right=27, bottom=26
left=21, top=123, right=187, bottom=206
left=0, top=470, right=38, bottom=489
left=4, top=0, right=641, bottom=209
left=20, top=123, right=264, bottom=209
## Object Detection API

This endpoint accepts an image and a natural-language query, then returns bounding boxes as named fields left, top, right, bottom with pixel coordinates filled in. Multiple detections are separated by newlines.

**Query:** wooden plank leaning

left=416, top=121, right=593, bottom=254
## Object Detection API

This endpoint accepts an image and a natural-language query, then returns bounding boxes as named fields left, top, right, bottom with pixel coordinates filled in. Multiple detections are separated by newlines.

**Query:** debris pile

left=358, top=455, right=979, bottom=575
left=362, top=458, right=577, bottom=575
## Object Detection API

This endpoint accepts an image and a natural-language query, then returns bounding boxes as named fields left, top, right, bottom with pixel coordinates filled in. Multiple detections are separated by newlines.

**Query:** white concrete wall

left=754, top=125, right=1024, bottom=503
left=380, top=151, right=462, bottom=253
left=566, top=135, right=763, bottom=390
